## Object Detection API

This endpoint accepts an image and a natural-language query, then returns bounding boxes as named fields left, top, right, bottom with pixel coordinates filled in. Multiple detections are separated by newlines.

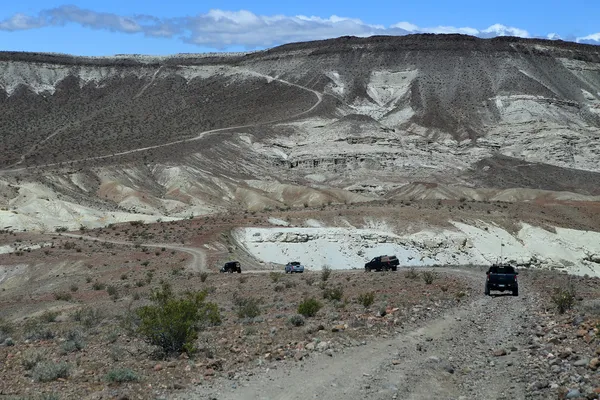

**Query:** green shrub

left=322, top=286, right=344, bottom=301
left=406, top=268, right=419, bottom=279
left=288, top=314, right=305, bottom=327
left=357, top=292, right=375, bottom=308
left=303, top=275, right=315, bottom=286
left=61, top=329, right=85, bottom=353
left=21, top=348, right=47, bottom=370
left=106, top=285, right=119, bottom=300
left=136, top=283, right=220, bottom=354
left=0, top=318, right=14, bottom=343
left=40, top=310, right=59, bottom=323
left=421, top=270, right=438, bottom=284
left=551, top=285, right=576, bottom=314
left=298, top=298, right=322, bottom=317
left=24, top=320, right=55, bottom=341
left=33, top=361, right=70, bottom=382
left=105, top=368, right=139, bottom=383
left=72, top=307, right=102, bottom=329
left=234, top=296, right=262, bottom=319
left=269, top=272, right=282, bottom=283
left=70, top=284, right=79, bottom=292
left=92, top=282, right=105, bottom=290
left=321, top=266, right=332, bottom=282
left=54, top=292, right=72, bottom=301
left=199, top=272, right=209, bottom=282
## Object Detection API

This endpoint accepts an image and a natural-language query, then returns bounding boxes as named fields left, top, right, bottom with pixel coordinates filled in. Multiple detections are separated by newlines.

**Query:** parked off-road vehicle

left=485, top=264, right=518, bottom=296
left=220, top=261, right=242, bottom=273
left=364, top=255, right=399, bottom=272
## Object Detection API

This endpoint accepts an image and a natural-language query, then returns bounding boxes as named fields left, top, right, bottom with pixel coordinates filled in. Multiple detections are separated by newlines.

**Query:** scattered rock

left=493, top=348, right=507, bottom=357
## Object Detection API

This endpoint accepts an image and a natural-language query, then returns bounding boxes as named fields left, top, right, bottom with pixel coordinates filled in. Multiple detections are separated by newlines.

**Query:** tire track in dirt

left=61, top=233, right=207, bottom=273
left=179, top=269, right=536, bottom=400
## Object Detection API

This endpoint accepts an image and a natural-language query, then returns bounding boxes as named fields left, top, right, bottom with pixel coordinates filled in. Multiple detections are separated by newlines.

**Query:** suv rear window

left=489, top=266, right=515, bottom=274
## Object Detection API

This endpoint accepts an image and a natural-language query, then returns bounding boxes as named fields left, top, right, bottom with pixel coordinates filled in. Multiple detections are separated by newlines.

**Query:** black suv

left=364, top=255, right=400, bottom=272
left=220, top=261, right=241, bottom=273
left=485, top=264, right=518, bottom=296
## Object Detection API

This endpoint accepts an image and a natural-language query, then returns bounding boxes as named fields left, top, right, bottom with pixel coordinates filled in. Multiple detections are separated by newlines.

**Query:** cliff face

left=1, top=35, right=600, bottom=230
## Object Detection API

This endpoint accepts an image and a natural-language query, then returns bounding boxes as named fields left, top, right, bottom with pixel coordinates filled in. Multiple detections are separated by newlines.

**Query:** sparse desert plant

left=357, top=292, right=376, bottom=308
left=238, top=275, right=248, bottom=284
left=304, top=275, right=315, bottom=286
left=455, top=291, right=467, bottom=300
left=269, top=272, right=283, bottom=283
left=422, top=270, right=438, bottom=284
left=440, top=285, right=449, bottom=292
left=24, top=320, right=55, bottom=341
left=92, top=282, right=106, bottom=290
left=322, top=285, right=344, bottom=301
left=551, top=285, right=576, bottom=314
left=199, top=272, right=209, bottom=282
left=40, top=310, right=59, bottom=323
left=288, top=314, right=306, bottom=327
left=0, top=318, right=14, bottom=343
left=135, top=283, right=220, bottom=355
left=54, top=292, right=72, bottom=301
left=233, top=295, right=262, bottom=319
left=106, top=285, right=119, bottom=300
left=406, top=268, right=419, bottom=279
left=21, top=348, right=48, bottom=370
left=72, top=307, right=102, bottom=329
left=33, top=361, right=70, bottom=382
left=70, top=284, right=78, bottom=292
left=321, top=265, right=332, bottom=282
left=298, top=298, right=323, bottom=318
left=106, top=368, right=140, bottom=383
left=61, top=329, right=85, bottom=353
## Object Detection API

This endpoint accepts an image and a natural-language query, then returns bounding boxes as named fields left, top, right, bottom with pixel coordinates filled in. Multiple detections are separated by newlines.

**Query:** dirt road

left=61, top=233, right=207, bottom=273
left=179, top=270, right=537, bottom=400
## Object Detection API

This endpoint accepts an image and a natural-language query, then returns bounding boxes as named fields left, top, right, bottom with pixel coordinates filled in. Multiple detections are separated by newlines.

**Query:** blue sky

left=0, top=0, right=598, bottom=55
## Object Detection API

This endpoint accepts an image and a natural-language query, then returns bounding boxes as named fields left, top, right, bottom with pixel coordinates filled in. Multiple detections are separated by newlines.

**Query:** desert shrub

left=92, top=282, right=105, bottom=290
left=54, top=292, right=72, bottom=301
left=322, top=286, right=344, bottom=301
left=551, top=285, right=576, bottom=314
left=284, top=280, right=297, bottom=289
left=72, top=307, right=102, bottom=329
left=288, top=314, right=305, bottom=327
left=357, top=292, right=375, bottom=308
left=298, top=298, right=322, bottom=317
left=269, top=272, right=283, bottom=283
left=33, top=361, right=70, bottom=382
left=21, top=348, right=47, bottom=370
left=70, top=284, right=79, bottom=292
left=135, top=280, right=145, bottom=287
left=234, top=296, right=262, bottom=319
left=106, top=285, right=119, bottom=300
left=40, top=310, right=59, bottom=323
left=238, top=275, right=248, bottom=284
left=440, top=285, right=449, bottom=292
left=106, top=368, right=139, bottom=383
left=55, top=226, right=68, bottom=232
left=199, top=272, right=209, bottom=282
left=304, top=275, right=315, bottom=286
left=24, top=320, right=55, bottom=341
left=421, top=270, right=438, bottom=284
left=0, top=318, right=14, bottom=343
left=61, top=329, right=85, bottom=353
left=274, top=284, right=285, bottom=292
left=136, top=283, right=220, bottom=355
left=455, top=291, right=467, bottom=300
left=321, top=266, right=332, bottom=282
left=406, top=268, right=419, bottom=279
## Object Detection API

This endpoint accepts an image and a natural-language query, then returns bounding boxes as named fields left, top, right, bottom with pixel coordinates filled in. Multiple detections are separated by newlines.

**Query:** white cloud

left=577, top=33, right=600, bottom=44
left=0, top=6, right=595, bottom=50
left=0, top=13, right=44, bottom=31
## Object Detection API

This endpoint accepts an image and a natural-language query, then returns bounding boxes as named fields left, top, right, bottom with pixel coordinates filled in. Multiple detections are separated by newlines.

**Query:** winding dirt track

left=61, top=233, right=207, bottom=273
left=3, top=69, right=323, bottom=174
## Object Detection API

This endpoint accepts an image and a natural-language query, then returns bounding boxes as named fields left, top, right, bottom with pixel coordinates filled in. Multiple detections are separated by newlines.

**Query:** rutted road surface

left=180, top=270, right=538, bottom=400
